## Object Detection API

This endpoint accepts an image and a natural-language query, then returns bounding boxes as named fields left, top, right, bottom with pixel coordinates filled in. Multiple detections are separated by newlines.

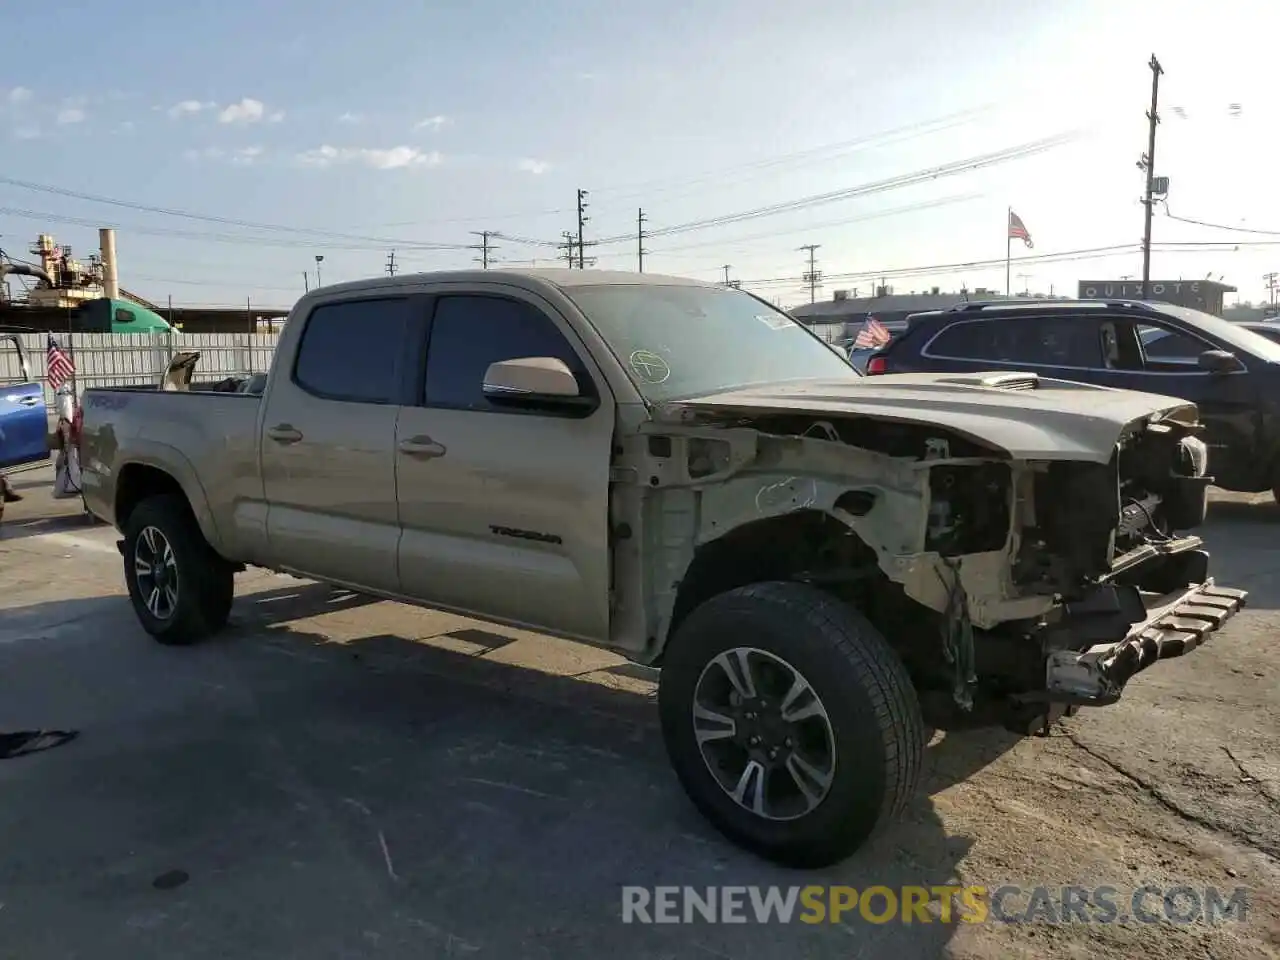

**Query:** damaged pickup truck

left=79, top=269, right=1246, bottom=867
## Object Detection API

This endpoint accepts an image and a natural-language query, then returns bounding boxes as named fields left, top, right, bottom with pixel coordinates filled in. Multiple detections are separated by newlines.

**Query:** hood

left=664, top=371, right=1198, bottom=462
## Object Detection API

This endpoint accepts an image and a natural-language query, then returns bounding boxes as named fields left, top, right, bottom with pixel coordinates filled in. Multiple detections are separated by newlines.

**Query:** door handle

left=266, top=424, right=304, bottom=444
left=17, top=396, right=40, bottom=407
left=398, top=435, right=446, bottom=459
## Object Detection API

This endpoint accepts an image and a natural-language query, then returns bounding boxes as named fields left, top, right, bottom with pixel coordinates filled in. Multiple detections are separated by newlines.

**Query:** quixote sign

left=1076, top=279, right=1232, bottom=316
left=1079, top=281, right=1201, bottom=299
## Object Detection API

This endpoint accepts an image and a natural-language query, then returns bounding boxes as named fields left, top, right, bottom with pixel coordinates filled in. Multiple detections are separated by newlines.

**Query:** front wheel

left=122, top=494, right=234, bottom=645
left=658, top=581, right=924, bottom=868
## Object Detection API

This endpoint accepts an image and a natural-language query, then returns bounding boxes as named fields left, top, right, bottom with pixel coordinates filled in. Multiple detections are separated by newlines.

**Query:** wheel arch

left=659, top=509, right=879, bottom=665
left=114, top=446, right=223, bottom=554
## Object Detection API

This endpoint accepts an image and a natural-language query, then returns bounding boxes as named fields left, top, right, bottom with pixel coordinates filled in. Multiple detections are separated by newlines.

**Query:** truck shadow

left=0, top=580, right=1023, bottom=958
left=1200, top=502, right=1280, bottom=609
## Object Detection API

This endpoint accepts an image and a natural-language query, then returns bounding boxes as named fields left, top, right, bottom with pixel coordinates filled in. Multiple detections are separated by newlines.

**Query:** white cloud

left=7, top=86, right=32, bottom=105
left=297, top=144, right=442, bottom=170
left=517, top=158, right=550, bottom=175
left=414, top=114, right=449, bottom=131
left=113, top=120, right=136, bottom=135
left=56, top=106, right=86, bottom=125
left=218, top=98, right=266, bottom=124
left=184, top=145, right=265, bottom=166
left=338, top=111, right=363, bottom=124
left=168, top=99, right=213, bottom=118
left=13, top=126, right=41, bottom=140
left=231, top=145, right=264, bottom=166
left=267, top=110, right=285, bottom=123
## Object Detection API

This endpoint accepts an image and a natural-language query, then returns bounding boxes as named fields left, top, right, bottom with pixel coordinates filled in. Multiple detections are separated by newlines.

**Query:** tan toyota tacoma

left=80, top=269, right=1245, bottom=868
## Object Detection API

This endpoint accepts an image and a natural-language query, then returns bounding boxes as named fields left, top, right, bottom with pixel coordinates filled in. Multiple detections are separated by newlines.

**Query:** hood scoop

left=935, top=371, right=1040, bottom=391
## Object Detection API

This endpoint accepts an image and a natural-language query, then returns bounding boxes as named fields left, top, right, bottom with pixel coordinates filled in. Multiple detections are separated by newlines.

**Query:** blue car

left=0, top=334, right=50, bottom=470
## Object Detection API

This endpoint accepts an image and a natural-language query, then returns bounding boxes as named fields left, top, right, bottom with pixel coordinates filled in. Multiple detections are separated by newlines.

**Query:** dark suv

left=870, top=299, right=1280, bottom=502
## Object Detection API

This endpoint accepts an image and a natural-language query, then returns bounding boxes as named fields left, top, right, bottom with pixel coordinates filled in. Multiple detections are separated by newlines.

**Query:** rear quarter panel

left=80, top=390, right=263, bottom=557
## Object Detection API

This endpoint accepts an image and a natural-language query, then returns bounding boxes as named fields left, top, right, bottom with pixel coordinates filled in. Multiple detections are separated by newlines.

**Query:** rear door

left=258, top=296, right=414, bottom=593
left=394, top=287, right=615, bottom=641
left=915, top=314, right=1111, bottom=379
left=0, top=335, right=49, bottom=468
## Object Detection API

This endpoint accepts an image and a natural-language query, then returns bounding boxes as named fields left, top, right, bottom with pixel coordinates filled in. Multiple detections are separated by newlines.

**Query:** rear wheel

left=658, top=581, right=924, bottom=868
left=123, top=494, right=234, bottom=645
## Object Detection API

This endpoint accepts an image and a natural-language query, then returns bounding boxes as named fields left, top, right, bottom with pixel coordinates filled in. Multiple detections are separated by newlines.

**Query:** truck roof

left=295, top=268, right=717, bottom=308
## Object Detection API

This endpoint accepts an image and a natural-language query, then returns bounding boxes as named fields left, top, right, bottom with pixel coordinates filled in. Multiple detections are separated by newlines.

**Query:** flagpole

left=1005, top=206, right=1012, bottom=297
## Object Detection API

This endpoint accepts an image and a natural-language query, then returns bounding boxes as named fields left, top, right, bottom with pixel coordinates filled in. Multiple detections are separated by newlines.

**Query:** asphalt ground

left=0, top=467, right=1276, bottom=959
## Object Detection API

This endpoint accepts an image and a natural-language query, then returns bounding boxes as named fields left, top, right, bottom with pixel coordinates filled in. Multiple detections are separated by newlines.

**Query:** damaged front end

left=611, top=393, right=1246, bottom=735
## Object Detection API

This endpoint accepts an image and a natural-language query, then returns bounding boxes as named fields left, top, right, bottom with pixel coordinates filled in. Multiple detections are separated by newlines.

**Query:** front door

left=0, top=336, right=49, bottom=469
left=258, top=296, right=413, bottom=593
left=1116, top=320, right=1262, bottom=489
left=395, top=289, right=615, bottom=642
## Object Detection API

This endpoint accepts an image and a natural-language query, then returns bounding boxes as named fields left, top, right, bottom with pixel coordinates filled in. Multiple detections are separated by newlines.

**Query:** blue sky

left=2, top=0, right=1278, bottom=308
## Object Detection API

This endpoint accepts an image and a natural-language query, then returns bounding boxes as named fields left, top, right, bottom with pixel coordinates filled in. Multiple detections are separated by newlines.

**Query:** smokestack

left=99, top=227, right=120, bottom=300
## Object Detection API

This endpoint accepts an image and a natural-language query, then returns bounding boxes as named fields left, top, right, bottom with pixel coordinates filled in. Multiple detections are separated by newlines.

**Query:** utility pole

left=385, top=250, right=398, bottom=277
left=799, top=244, right=822, bottom=304
left=576, top=189, right=589, bottom=269
left=721, top=264, right=732, bottom=285
left=469, top=231, right=497, bottom=269
left=637, top=208, right=647, bottom=273
left=1266, top=271, right=1279, bottom=306
left=1139, top=54, right=1164, bottom=299
left=302, top=271, right=309, bottom=293
left=559, top=231, right=577, bottom=267
left=315, top=254, right=324, bottom=288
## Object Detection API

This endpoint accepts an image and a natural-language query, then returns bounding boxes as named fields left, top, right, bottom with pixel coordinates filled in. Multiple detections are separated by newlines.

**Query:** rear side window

left=926, top=317, right=1103, bottom=368
left=294, top=298, right=409, bottom=403
left=424, top=295, right=591, bottom=411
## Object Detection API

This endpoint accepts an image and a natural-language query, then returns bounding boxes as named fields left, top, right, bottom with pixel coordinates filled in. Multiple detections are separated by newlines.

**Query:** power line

left=1161, top=206, right=1280, bottom=236
left=736, top=243, right=1142, bottom=288
left=0, top=174, right=472, bottom=250
left=588, top=105, right=998, bottom=201
left=591, top=131, right=1080, bottom=244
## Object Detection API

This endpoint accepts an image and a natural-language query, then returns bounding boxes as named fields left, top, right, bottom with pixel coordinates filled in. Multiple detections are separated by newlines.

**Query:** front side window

left=293, top=298, right=408, bottom=403
left=1139, top=325, right=1209, bottom=361
left=564, top=283, right=856, bottom=402
left=424, top=295, right=592, bottom=411
left=114, top=307, right=137, bottom=325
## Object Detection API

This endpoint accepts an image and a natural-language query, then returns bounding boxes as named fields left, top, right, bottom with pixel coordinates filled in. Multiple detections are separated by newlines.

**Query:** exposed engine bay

left=616, top=399, right=1244, bottom=735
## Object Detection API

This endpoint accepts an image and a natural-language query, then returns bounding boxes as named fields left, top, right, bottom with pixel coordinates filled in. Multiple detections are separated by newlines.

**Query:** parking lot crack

left=1059, top=728, right=1278, bottom=861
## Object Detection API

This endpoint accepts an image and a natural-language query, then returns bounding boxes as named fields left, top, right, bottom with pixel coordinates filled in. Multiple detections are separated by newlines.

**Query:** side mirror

left=1197, top=349, right=1244, bottom=374
left=482, top=357, right=594, bottom=411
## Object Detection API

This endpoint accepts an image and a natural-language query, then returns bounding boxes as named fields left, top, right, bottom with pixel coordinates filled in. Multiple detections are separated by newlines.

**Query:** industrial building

left=790, top=285, right=1016, bottom=341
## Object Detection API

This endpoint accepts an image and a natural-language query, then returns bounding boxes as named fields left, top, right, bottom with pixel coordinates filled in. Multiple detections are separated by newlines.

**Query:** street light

left=315, top=254, right=324, bottom=287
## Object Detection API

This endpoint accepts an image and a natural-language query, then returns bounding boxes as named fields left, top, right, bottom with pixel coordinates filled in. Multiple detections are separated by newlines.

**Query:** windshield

left=564, top=283, right=859, bottom=401
left=1152, top=304, right=1280, bottom=363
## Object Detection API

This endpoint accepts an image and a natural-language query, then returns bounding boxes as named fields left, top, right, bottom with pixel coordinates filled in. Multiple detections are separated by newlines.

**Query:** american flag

left=854, top=316, right=892, bottom=349
left=1008, top=210, right=1034, bottom=249
left=47, top=335, right=75, bottom=390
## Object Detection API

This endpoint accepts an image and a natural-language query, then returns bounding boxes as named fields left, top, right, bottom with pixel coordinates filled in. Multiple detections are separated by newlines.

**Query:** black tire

left=122, top=493, right=234, bottom=645
left=658, top=581, right=924, bottom=868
